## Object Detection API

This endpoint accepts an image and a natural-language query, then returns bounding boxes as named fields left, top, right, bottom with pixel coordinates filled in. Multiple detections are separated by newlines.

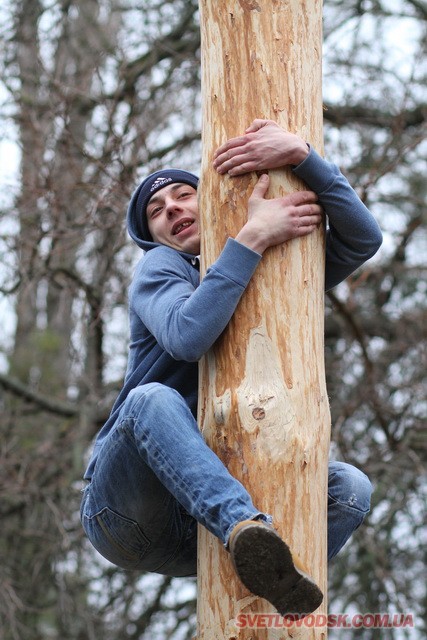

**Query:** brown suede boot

left=228, top=520, right=323, bottom=618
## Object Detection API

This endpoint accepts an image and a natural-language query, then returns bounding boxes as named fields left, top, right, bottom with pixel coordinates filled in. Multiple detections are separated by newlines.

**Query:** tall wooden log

left=197, top=1, right=329, bottom=639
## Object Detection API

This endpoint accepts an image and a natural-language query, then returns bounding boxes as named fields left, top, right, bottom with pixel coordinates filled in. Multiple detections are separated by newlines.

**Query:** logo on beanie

left=150, top=177, right=173, bottom=192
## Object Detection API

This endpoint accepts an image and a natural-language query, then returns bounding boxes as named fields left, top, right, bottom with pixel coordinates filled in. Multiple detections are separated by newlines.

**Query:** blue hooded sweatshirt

left=84, top=147, right=382, bottom=480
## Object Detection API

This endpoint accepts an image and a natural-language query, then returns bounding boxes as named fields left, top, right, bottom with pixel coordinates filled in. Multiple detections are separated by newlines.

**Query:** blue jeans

left=81, top=383, right=372, bottom=577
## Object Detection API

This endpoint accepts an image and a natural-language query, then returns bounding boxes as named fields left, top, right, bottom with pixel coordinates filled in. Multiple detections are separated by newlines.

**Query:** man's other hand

left=235, top=174, right=322, bottom=254
left=213, top=120, right=309, bottom=176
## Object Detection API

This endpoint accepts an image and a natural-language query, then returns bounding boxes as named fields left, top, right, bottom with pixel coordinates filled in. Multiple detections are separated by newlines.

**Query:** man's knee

left=124, top=383, right=193, bottom=442
left=127, top=383, right=182, bottom=412
left=328, top=461, right=372, bottom=514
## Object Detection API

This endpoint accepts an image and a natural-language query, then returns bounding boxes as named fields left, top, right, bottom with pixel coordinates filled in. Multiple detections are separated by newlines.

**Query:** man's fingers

left=214, top=143, right=264, bottom=174
left=213, top=146, right=240, bottom=165
left=213, top=135, right=247, bottom=160
left=214, top=120, right=274, bottom=161
left=301, top=204, right=323, bottom=218
left=283, top=190, right=319, bottom=206
left=213, top=148, right=245, bottom=171
left=297, top=223, right=320, bottom=237
left=228, top=162, right=257, bottom=176
left=250, top=174, right=270, bottom=198
left=215, top=119, right=275, bottom=153
left=299, top=213, right=322, bottom=227
left=245, top=119, right=268, bottom=133
left=245, top=118, right=276, bottom=133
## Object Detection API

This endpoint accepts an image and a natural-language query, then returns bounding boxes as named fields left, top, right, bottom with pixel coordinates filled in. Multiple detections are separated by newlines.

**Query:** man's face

left=146, top=183, right=200, bottom=254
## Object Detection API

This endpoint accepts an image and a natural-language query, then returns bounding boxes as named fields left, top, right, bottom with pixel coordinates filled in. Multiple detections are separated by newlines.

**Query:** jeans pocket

left=83, top=507, right=150, bottom=570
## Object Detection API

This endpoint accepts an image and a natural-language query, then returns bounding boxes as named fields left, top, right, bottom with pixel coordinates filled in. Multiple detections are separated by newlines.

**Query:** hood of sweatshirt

left=126, top=168, right=199, bottom=254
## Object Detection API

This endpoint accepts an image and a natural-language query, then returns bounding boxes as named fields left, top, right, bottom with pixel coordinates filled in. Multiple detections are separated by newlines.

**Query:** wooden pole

left=197, top=2, right=329, bottom=639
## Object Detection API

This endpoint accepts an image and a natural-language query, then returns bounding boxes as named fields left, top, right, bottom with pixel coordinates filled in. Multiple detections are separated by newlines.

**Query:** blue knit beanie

left=131, top=169, right=199, bottom=241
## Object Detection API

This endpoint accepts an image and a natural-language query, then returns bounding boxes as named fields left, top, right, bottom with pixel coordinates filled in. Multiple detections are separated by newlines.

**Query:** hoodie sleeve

left=293, top=148, right=383, bottom=291
left=130, top=239, right=262, bottom=362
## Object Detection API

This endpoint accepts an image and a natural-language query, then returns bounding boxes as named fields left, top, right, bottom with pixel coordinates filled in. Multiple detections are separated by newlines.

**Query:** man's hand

left=235, top=174, right=322, bottom=254
left=213, top=119, right=309, bottom=176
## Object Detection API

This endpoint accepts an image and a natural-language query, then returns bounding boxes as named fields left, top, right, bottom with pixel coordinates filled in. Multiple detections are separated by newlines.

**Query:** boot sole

left=230, top=525, right=323, bottom=617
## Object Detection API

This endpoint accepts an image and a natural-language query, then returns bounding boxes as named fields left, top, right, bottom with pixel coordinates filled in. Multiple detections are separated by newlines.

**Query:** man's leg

left=81, top=382, right=267, bottom=576
left=80, top=415, right=198, bottom=576
left=327, top=461, right=372, bottom=560
left=120, top=383, right=322, bottom=616
left=120, top=383, right=268, bottom=544
left=81, top=383, right=323, bottom=616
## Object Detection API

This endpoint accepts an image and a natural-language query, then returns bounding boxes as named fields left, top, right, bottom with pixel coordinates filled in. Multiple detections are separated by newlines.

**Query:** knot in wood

left=252, top=407, right=265, bottom=420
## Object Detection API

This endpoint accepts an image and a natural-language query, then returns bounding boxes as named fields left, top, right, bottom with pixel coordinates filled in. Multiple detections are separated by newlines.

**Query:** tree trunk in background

left=12, top=0, right=103, bottom=397
left=12, top=0, right=46, bottom=383
left=197, top=2, right=329, bottom=638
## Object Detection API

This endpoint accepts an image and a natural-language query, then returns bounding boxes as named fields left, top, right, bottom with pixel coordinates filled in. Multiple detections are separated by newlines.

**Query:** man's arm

left=292, top=149, right=382, bottom=290
left=131, top=242, right=258, bottom=361
left=213, top=119, right=309, bottom=173
left=234, top=174, right=321, bottom=254
left=133, top=177, right=322, bottom=361
left=214, top=119, right=382, bottom=290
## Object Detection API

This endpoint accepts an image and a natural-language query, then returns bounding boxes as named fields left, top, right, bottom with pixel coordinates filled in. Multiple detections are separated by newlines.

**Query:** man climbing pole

left=80, top=120, right=381, bottom=619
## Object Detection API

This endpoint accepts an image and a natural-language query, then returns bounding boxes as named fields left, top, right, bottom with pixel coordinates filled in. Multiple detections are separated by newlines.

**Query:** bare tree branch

left=324, top=102, right=427, bottom=130
left=0, top=372, right=78, bottom=417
